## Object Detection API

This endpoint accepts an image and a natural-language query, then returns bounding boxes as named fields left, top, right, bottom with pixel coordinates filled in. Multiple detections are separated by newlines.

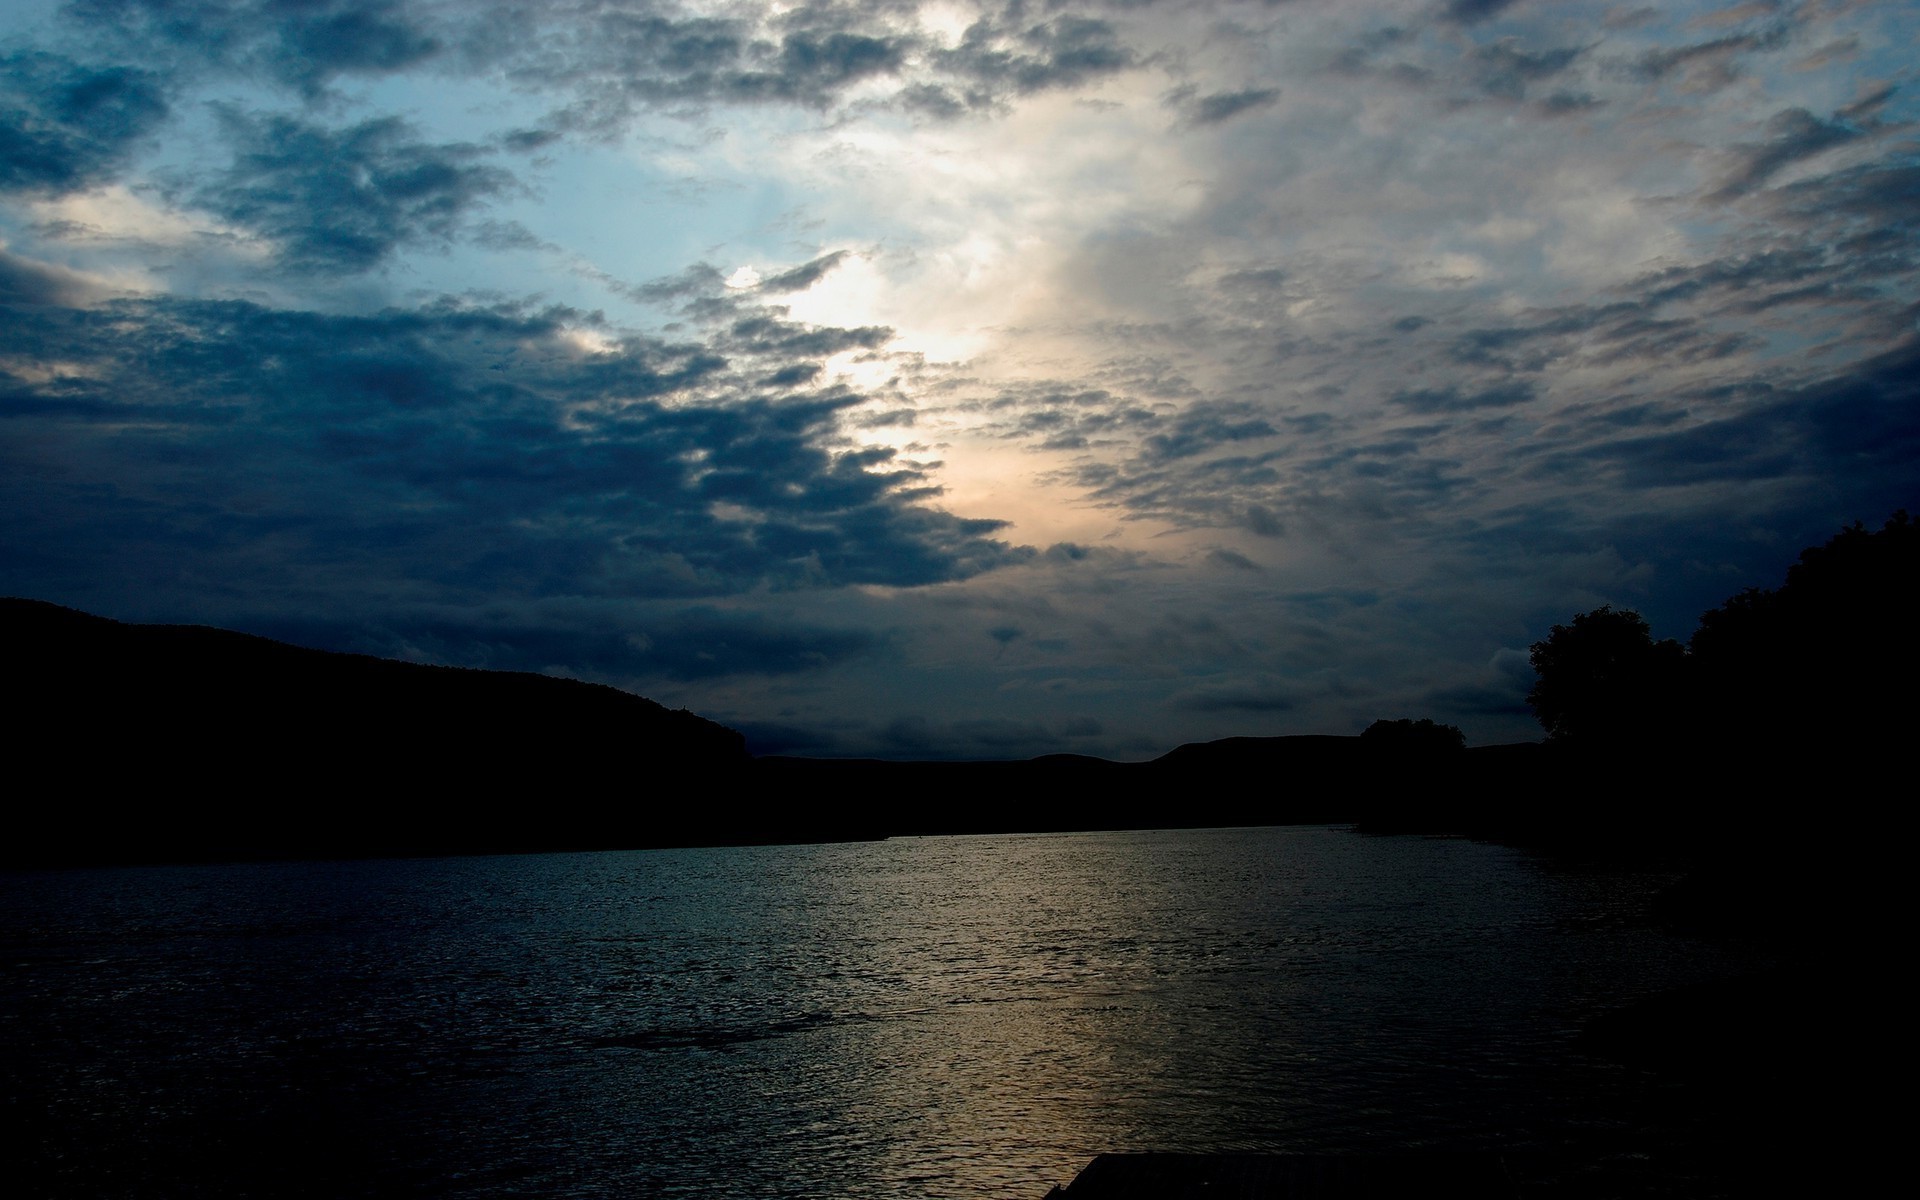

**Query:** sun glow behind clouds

left=3, top=0, right=1916, bottom=759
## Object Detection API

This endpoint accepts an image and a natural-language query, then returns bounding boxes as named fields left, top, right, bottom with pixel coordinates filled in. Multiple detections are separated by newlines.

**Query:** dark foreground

left=1046, top=1154, right=1518, bottom=1198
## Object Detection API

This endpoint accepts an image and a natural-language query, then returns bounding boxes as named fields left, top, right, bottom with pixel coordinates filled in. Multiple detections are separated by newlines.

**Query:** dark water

left=3, top=828, right=1765, bottom=1197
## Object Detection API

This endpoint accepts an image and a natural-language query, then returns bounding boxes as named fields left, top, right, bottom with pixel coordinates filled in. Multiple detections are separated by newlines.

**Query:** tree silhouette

left=1360, top=718, right=1465, bottom=755
left=1691, top=511, right=1917, bottom=751
left=1526, top=512, right=1917, bottom=762
left=1527, top=605, right=1685, bottom=749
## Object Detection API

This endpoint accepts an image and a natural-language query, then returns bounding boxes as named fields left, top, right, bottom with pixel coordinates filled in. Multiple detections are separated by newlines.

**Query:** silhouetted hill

left=4, top=598, right=758, bottom=864
left=7, top=598, right=1580, bottom=865
left=751, top=735, right=1560, bottom=836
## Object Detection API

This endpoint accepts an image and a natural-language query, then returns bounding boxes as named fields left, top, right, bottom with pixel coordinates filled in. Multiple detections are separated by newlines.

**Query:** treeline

left=1346, top=513, right=1916, bottom=850
left=1527, top=512, right=1917, bottom=763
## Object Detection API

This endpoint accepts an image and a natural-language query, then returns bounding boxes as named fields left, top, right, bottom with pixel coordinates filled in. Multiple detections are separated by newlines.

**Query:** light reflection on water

left=3, top=827, right=1760, bottom=1197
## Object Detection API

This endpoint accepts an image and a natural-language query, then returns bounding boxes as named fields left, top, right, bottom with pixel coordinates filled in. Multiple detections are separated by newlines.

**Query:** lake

left=3, top=826, right=1768, bottom=1197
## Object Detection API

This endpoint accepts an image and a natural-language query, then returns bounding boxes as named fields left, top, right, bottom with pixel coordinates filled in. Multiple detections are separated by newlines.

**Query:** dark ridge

left=3, top=597, right=780, bottom=866
left=8, top=596, right=1561, bottom=864
left=11, top=596, right=1793, bottom=869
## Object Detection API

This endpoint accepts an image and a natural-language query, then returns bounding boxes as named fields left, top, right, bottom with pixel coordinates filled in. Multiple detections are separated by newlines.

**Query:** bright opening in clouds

left=3, top=0, right=1915, bottom=758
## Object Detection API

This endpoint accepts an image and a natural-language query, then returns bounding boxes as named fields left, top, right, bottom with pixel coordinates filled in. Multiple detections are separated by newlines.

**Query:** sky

left=3, top=0, right=1916, bottom=760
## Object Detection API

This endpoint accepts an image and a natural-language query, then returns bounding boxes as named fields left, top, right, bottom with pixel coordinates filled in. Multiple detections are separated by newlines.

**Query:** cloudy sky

left=3, top=0, right=1915, bottom=759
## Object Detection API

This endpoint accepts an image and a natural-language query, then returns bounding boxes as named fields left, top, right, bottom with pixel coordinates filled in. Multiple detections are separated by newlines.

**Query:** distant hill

left=4, top=598, right=756, bottom=864
left=753, top=734, right=1549, bottom=837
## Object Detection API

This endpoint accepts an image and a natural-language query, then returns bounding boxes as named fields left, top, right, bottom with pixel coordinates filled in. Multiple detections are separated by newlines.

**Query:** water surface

left=3, top=827, right=1763, bottom=1197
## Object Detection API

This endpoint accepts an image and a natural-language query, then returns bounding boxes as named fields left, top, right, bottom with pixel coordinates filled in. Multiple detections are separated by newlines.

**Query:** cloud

left=1392, top=381, right=1537, bottom=413
left=1143, top=402, right=1278, bottom=461
left=931, top=13, right=1137, bottom=107
left=1178, top=87, right=1282, bottom=127
left=1172, top=679, right=1304, bottom=714
left=0, top=247, right=111, bottom=306
left=0, top=52, right=169, bottom=195
left=1630, top=27, right=1788, bottom=91
left=724, top=313, right=892, bottom=358
left=1707, top=106, right=1864, bottom=202
left=864, top=711, right=1106, bottom=760
left=64, top=0, right=441, bottom=97
left=1468, top=41, right=1584, bottom=100
left=1440, top=0, right=1523, bottom=25
left=1582, top=340, right=1920, bottom=492
left=4, top=0, right=1915, bottom=758
left=185, top=110, right=513, bottom=273
left=0, top=291, right=1035, bottom=633
left=759, top=250, right=850, bottom=292
left=257, top=603, right=881, bottom=685
left=1207, top=547, right=1262, bottom=572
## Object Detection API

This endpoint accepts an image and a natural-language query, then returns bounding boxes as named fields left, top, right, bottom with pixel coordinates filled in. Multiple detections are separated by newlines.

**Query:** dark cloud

left=1630, top=27, right=1788, bottom=90
left=895, top=82, right=969, bottom=119
left=1392, top=380, right=1536, bottom=413
left=618, top=608, right=881, bottom=680
left=1207, top=548, right=1261, bottom=571
left=255, top=605, right=880, bottom=684
left=1329, top=21, right=1585, bottom=107
left=1433, top=221, right=1906, bottom=373
left=762, top=363, right=824, bottom=388
left=1423, top=680, right=1531, bottom=717
left=1244, top=503, right=1285, bottom=537
left=817, top=709, right=1106, bottom=760
left=1143, top=401, right=1278, bottom=460
left=499, top=127, right=564, bottom=154
left=1220, top=266, right=1287, bottom=292
left=471, top=219, right=552, bottom=252
left=192, top=110, right=514, bottom=272
left=1583, top=340, right=1920, bottom=494
left=275, top=0, right=440, bottom=87
left=1327, top=27, right=1431, bottom=86
left=499, top=11, right=920, bottom=130
left=759, top=31, right=905, bottom=95
left=633, top=262, right=729, bottom=303
left=1440, top=0, right=1522, bottom=25
left=1185, top=87, right=1281, bottom=126
left=725, top=314, right=892, bottom=358
left=1708, top=106, right=1863, bottom=202
left=1772, top=159, right=1920, bottom=232
left=851, top=406, right=914, bottom=429
left=759, top=250, right=849, bottom=292
left=1173, top=680, right=1303, bottom=713
left=1469, top=41, right=1583, bottom=100
left=41, top=1, right=1150, bottom=138
left=0, top=292, right=1033, bottom=639
left=1835, top=82, right=1895, bottom=123
left=0, top=52, right=169, bottom=194
left=934, top=15, right=1136, bottom=104
left=0, top=248, right=101, bottom=307
left=47, top=3, right=913, bottom=136
left=968, top=383, right=1163, bottom=452
left=1536, top=90, right=1601, bottom=115
left=64, top=0, right=441, bottom=96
